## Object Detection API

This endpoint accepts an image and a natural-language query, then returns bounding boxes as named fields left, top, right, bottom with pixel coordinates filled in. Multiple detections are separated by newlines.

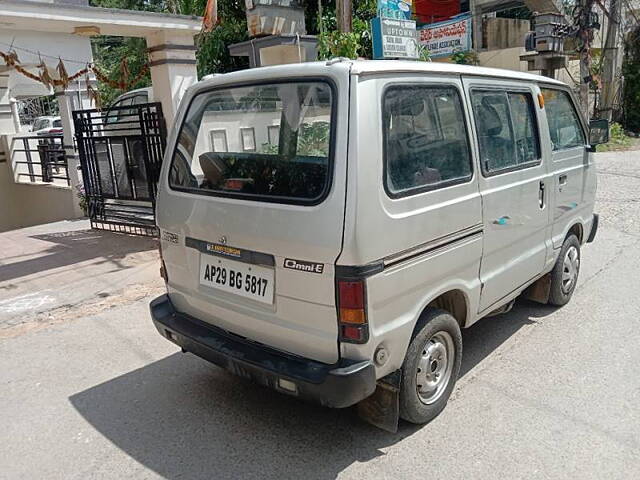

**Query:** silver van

left=150, top=60, right=608, bottom=431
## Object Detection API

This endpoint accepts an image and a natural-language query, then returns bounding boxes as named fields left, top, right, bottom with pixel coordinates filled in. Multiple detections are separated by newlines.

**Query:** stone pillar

left=10, top=101, right=21, bottom=133
left=54, top=87, right=84, bottom=217
left=145, top=32, right=198, bottom=126
left=0, top=72, right=18, bottom=135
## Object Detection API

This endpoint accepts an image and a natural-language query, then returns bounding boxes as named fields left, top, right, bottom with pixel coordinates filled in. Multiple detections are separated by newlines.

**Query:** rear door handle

left=559, top=174, right=568, bottom=186
left=539, top=181, right=546, bottom=209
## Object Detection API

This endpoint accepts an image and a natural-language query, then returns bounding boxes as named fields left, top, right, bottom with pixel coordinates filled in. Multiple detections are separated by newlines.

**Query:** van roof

left=189, top=61, right=570, bottom=101
left=346, top=59, right=566, bottom=86
left=195, top=60, right=567, bottom=89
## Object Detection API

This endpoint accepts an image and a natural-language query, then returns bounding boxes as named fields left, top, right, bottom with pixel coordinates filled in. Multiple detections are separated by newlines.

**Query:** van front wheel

left=399, top=309, right=462, bottom=425
left=548, top=234, right=581, bottom=306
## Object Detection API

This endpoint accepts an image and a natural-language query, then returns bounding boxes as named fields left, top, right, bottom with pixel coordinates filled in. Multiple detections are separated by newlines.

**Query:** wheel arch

left=415, top=288, right=471, bottom=334
left=567, top=222, right=584, bottom=244
left=553, top=218, right=590, bottom=250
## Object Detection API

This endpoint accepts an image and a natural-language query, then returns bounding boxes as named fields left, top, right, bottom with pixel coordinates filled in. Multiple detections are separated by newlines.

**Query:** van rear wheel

left=399, top=308, right=462, bottom=425
left=548, top=234, right=581, bottom=306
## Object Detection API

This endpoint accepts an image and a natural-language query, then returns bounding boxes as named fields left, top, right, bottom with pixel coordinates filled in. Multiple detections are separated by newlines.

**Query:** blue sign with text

left=377, top=0, right=413, bottom=20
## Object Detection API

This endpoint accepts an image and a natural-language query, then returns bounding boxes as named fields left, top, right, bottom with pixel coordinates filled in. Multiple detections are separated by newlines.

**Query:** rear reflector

left=277, top=378, right=298, bottom=394
left=341, top=324, right=368, bottom=342
left=337, top=279, right=369, bottom=343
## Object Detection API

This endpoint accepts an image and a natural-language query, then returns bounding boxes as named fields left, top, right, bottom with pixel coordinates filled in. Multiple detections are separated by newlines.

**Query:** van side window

left=471, top=90, right=540, bottom=174
left=132, top=94, right=148, bottom=105
left=106, top=97, right=134, bottom=124
left=541, top=88, right=585, bottom=150
left=382, top=85, right=472, bottom=197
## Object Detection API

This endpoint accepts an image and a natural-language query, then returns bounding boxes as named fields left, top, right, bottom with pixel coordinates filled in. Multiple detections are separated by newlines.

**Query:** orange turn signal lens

left=538, top=93, right=545, bottom=109
left=339, top=308, right=366, bottom=324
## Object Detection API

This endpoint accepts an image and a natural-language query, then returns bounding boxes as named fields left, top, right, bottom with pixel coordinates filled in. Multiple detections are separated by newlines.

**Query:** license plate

left=199, top=254, right=274, bottom=304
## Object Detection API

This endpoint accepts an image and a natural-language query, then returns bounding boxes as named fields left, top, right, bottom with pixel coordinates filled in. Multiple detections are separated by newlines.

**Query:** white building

left=0, top=0, right=201, bottom=231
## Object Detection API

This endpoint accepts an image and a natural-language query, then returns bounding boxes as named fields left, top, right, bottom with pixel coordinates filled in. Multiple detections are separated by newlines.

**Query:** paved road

left=1, top=151, right=639, bottom=479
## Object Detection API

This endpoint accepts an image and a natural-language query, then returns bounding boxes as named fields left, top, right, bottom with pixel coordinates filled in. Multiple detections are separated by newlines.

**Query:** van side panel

left=549, top=148, right=596, bottom=247
left=539, top=87, right=596, bottom=249
left=344, top=239, right=483, bottom=378
left=462, top=78, right=552, bottom=313
left=339, top=73, right=483, bottom=376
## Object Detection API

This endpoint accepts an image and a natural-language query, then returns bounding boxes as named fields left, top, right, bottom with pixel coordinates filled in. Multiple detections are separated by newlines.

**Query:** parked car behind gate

left=149, top=60, right=608, bottom=431
left=31, top=115, right=62, bottom=135
left=100, top=88, right=155, bottom=200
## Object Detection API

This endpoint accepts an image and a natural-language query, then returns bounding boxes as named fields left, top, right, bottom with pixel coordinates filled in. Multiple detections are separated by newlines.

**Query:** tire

left=399, top=308, right=462, bottom=424
left=548, top=234, right=581, bottom=306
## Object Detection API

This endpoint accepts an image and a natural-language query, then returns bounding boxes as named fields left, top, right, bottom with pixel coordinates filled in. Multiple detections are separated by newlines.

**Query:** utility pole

left=575, top=0, right=596, bottom=115
left=600, top=0, right=623, bottom=121
left=336, top=0, right=352, bottom=33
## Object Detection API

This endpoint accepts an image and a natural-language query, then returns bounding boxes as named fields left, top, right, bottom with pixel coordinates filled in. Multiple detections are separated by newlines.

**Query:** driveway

left=0, top=219, right=163, bottom=338
left=1, top=151, right=639, bottom=479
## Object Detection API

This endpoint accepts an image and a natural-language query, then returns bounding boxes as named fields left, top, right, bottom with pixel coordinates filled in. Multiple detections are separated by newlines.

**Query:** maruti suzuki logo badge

left=219, top=235, right=227, bottom=245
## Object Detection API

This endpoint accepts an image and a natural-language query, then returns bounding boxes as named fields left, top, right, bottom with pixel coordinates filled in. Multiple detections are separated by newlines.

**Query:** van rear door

left=156, top=65, right=350, bottom=364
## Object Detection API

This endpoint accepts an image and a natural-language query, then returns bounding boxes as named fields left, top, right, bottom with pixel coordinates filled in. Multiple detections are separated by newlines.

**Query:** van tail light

left=337, top=279, right=369, bottom=343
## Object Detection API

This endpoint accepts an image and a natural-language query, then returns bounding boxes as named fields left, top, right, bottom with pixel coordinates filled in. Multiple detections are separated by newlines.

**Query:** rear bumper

left=149, top=294, right=376, bottom=408
left=587, top=213, right=599, bottom=243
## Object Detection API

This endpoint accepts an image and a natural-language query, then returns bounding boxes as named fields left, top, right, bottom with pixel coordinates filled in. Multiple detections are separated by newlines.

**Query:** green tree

left=89, top=0, right=167, bottom=105
left=169, top=0, right=249, bottom=77
left=315, top=0, right=376, bottom=60
left=91, top=36, right=151, bottom=106
left=90, top=0, right=249, bottom=105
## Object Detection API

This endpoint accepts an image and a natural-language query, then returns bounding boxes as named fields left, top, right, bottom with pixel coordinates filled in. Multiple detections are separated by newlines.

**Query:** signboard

left=418, top=13, right=472, bottom=58
left=372, top=17, right=418, bottom=59
left=377, top=0, right=413, bottom=20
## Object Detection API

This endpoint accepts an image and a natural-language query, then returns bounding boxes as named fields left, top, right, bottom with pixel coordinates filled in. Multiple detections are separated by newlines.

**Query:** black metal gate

left=73, top=102, right=167, bottom=236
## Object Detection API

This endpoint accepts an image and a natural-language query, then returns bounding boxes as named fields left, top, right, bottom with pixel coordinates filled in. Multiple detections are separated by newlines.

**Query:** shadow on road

left=460, top=298, right=552, bottom=377
left=69, top=299, right=555, bottom=479
left=0, top=229, right=157, bottom=284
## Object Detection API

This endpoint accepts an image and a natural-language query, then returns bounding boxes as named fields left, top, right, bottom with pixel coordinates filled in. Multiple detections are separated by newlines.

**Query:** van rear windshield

left=169, top=81, right=334, bottom=205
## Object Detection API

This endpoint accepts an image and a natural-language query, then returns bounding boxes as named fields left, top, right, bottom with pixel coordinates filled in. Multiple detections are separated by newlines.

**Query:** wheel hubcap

left=416, top=331, right=455, bottom=405
left=562, top=246, right=580, bottom=293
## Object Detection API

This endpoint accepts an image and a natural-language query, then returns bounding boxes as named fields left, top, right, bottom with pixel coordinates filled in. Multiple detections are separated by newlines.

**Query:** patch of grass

left=596, top=122, right=633, bottom=152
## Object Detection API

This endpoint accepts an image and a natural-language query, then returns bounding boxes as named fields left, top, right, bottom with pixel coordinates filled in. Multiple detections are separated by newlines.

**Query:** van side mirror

left=589, top=118, right=609, bottom=146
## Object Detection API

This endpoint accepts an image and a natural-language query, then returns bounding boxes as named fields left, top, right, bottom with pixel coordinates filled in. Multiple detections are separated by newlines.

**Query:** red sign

left=414, top=0, right=460, bottom=24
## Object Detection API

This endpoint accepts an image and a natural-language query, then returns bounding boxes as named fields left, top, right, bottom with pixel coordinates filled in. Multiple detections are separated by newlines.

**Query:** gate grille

left=73, top=102, right=167, bottom=236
